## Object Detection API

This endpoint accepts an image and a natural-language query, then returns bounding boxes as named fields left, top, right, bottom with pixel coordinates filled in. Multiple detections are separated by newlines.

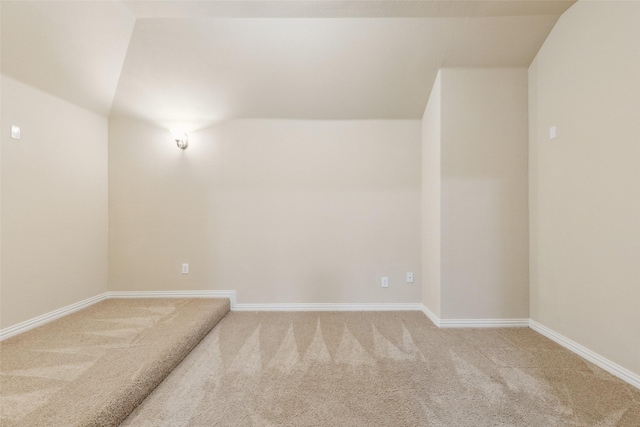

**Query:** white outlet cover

left=11, top=125, right=21, bottom=140
left=381, top=277, right=389, bottom=288
left=549, top=126, right=557, bottom=140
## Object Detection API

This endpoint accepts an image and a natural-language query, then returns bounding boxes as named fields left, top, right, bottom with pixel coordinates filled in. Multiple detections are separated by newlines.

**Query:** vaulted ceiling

left=1, top=0, right=575, bottom=125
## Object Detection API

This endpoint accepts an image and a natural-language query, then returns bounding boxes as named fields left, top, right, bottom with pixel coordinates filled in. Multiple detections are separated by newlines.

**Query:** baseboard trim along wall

left=529, top=319, right=640, bottom=390
left=0, top=292, right=109, bottom=341
left=232, top=302, right=424, bottom=312
left=108, top=291, right=422, bottom=312
left=423, top=305, right=639, bottom=389
left=108, top=290, right=238, bottom=307
left=421, top=305, right=529, bottom=328
left=2, top=292, right=638, bottom=390
left=0, top=290, right=238, bottom=341
left=0, top=291, right=417, bottom=339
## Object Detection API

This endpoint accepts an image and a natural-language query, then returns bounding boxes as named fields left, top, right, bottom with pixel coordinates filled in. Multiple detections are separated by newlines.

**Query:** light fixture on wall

left=174, top=132, right=188, bottom=150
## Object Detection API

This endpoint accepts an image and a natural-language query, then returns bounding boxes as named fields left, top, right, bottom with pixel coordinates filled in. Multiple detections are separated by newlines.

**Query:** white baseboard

left=421, top=305, right=441, bottom=326
left=0, top=292, right=109, bottom=341
left=233, top=302, right=423, bottom=312
left=0, top=291, right=237, bottom=341
left=108, top=290, right=237, bottom=307
left=422, top=306, right=639, bottom=389
left=106, top=293, right=422, bottom=312
left=421, top=305, right=529, bottom=328
left=439, top=318, right=530, bottom=328
left=529, top=319, right=640, bottom=389
left=2, top=293, right=638, bottom=390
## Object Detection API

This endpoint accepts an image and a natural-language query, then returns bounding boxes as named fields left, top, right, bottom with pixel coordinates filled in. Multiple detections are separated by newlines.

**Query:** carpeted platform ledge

left=0, top=298, right=230, bottom=427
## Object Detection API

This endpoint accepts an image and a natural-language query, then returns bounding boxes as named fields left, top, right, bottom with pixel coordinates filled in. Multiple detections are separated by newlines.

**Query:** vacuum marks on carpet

left=122, top=312, right=640, bottom=426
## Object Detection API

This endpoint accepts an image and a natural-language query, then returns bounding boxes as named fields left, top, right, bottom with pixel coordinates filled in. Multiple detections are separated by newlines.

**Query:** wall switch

left=181, top=263, right=189, bottom=274
left=549, top=126, right=557, bottom=140
left=406, top=272, right=414, bottom=283
left=11, top=125, right=21, bottom=140
left=381, top=277, right=389, bottom=288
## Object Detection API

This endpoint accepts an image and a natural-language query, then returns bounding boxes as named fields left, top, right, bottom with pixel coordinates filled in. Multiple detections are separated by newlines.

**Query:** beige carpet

left=122, top=311, right=640, bottom=426
left=0, top=298, right=230, bottom=427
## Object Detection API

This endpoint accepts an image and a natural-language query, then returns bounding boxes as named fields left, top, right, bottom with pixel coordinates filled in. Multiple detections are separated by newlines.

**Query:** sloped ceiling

left=1, top=0, right=575, bottom=123
left=1, top=1, right=136, bottom=116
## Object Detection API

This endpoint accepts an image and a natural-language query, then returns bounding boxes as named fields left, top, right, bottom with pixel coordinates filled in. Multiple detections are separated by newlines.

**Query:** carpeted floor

left=0, top=298, right=230, bottom=426
left=122, top=311, right=640, bottom=426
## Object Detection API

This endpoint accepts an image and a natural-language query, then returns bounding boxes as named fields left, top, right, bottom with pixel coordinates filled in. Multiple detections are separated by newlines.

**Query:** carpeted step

left=0, top=298, right=230, bottom=426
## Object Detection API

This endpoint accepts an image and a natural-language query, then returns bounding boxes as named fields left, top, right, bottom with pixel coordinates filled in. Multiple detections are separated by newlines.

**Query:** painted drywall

left=109, top=119, right=421, bottom=304
left=0, top=75, right=108, bottom=329
left=529, top=0, right=640, bottom=376
left=0, top=1, right=135, bottom=115
left=421, top=71, right=442, bottom=317
left=439, top=68, right=530, bottom=319
left=110, top=14, right=562, bottom=122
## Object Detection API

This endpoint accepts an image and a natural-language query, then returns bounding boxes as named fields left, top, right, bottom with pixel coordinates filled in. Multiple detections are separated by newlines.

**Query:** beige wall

left=529, top=0, right=640, bottom=375
left=422, top=68, right=530, bottom=320
left=109, top=119, right=421, bottom=304
left=421, top=71, right=442, bottom=317
left=0, top=75, right=108, bottom=329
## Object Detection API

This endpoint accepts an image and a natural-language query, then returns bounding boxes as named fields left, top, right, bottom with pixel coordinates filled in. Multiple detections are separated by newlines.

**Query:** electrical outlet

left=181, top=263, right=189, bottom=274
left=406, top=272, right=414, bottom=283
left=381, top=277, right=389, bottom=288
left=11, top=125, right=21, bottom=140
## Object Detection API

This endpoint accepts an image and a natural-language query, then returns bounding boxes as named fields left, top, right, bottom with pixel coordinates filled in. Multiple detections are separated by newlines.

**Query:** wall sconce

left=174, top=133, right=188, bottom=150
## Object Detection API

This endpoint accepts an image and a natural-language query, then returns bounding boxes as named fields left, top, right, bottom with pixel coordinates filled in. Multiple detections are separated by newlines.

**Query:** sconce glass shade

left=175, top=133, right=188, bottom=150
